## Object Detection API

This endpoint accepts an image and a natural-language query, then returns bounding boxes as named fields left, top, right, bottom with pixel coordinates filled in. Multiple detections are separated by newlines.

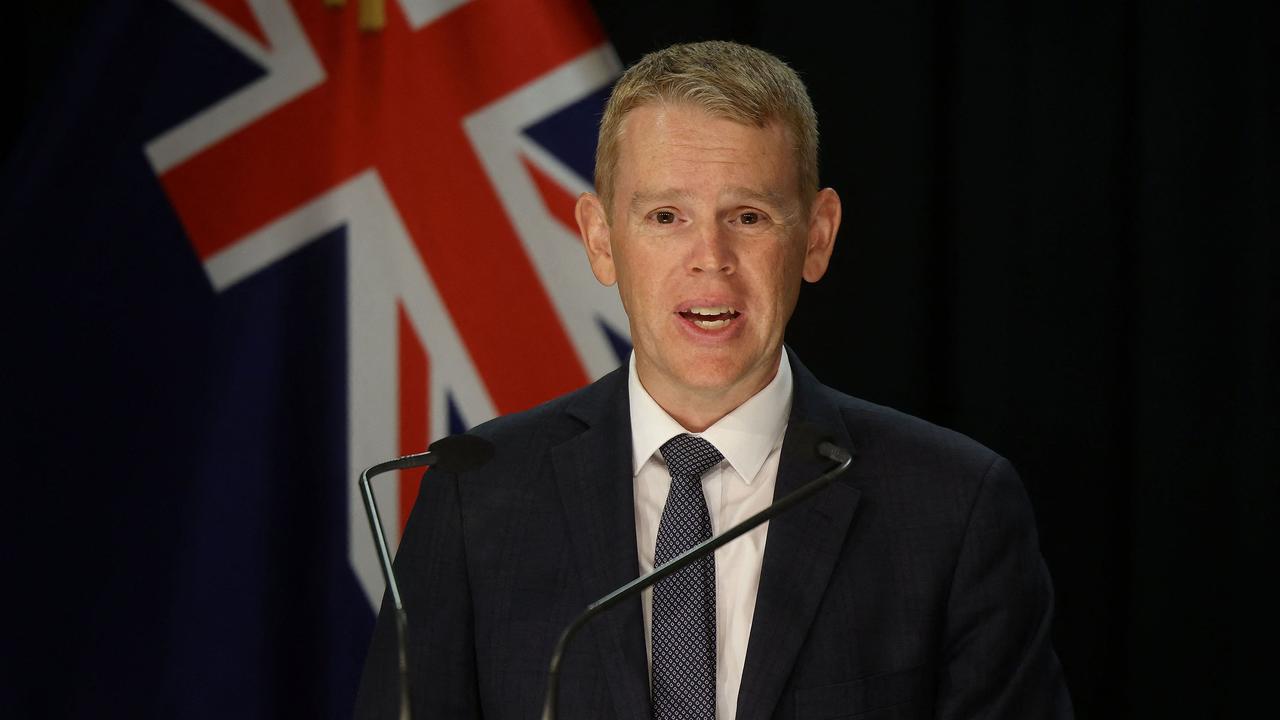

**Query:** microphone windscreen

left=782, top=421, right=833, bottom=459
left=427, top=434, right=495, bottom=473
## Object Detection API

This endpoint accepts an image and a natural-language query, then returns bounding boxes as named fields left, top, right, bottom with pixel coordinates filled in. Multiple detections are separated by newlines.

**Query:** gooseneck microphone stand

left=540, top=428, right=854, bottom=720
left=359, top=434, right=494, bottom=720
left=360, top=452, right=432, bottom=720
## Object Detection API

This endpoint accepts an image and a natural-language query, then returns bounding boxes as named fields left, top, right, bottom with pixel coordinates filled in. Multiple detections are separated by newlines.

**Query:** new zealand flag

left=4, top=1, right=626, bottom=716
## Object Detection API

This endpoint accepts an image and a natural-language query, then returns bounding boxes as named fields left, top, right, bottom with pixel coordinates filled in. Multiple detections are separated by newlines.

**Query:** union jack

left=145, top=0, right=629, bottom=607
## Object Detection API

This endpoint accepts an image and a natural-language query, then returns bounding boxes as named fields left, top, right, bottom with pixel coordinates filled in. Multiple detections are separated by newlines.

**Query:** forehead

left=611, top=102, right=799, bottom=203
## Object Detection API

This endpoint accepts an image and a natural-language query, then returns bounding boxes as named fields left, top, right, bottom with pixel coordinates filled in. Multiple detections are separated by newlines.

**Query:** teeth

left=682, top=305, right=738, bottom=330
left=692, top=318, right=732, bottom=329
left=687, top=305, right=736, bottom=316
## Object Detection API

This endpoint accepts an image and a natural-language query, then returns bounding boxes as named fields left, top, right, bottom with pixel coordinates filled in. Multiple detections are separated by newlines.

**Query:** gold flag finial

left=359, top=0, right=386, bottom=31
left=323, top=0, right=386, bottom=32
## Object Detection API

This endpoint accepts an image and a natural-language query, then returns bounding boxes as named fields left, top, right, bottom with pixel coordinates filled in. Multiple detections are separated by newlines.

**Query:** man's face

left=577, top=102, right=839, bottom=418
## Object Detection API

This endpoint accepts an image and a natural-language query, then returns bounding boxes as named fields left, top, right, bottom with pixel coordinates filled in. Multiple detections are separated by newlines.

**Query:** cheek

left=749, top=246, right=804, bottom=322
left=752, top=246, right=796, bottom=291
left=614, top=271, right=659, bottom=327
left=619, top=253, right=673, bottom=311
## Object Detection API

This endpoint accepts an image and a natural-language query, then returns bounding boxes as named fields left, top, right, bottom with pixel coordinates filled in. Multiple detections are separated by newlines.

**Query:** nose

left=688, top=222, right=735, bottom=275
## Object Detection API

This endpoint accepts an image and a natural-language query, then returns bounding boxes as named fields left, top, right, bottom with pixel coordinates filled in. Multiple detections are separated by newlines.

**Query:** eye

left=732, top=209, right=771, bottom=227
left=652, top=210, right=677, bottom=224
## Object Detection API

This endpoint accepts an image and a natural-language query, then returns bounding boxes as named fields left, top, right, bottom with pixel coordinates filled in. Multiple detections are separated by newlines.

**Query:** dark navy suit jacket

left=356, top=352, right=1073, bottom=719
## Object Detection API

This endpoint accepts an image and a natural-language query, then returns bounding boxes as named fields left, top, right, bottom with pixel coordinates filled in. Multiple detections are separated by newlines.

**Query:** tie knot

left=660, top=434, right=724, bottom=482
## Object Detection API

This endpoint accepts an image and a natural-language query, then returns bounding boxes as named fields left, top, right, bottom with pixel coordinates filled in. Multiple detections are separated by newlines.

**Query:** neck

left=637, top=352, right=782, bottom=433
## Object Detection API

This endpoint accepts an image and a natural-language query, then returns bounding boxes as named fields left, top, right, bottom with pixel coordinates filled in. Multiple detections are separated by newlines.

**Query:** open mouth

left=678, top=305, right=741, bottom=330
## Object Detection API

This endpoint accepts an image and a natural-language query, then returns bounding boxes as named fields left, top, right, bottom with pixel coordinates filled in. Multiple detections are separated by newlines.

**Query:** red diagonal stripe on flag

left=161, top=0, right=605, bottom=413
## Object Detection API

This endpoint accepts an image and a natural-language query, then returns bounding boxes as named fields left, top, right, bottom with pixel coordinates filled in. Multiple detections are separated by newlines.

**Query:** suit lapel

left=546, top=354, right=861, bottom=720
left=550, top=370, right=652, bottom=720
left=736, top=353, right=862, bottom=720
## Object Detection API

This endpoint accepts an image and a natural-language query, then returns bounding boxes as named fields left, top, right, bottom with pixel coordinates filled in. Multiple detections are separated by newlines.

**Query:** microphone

left=539, top=424, right=854, bottom=720
left=359, top=433, right=494, bottom=720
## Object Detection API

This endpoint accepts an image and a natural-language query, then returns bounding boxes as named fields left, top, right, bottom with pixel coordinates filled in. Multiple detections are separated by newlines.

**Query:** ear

left=802, top=187, right=841, bottom=282
left=576, top=192, right=617, bottom=286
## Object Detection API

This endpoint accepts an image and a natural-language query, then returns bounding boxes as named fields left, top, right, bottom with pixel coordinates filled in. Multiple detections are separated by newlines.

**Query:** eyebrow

left=723, top=186, right=790, bottom=207
left=628, top=186, right=792, bottom=214
left=629, top=189, right=695, bottom=214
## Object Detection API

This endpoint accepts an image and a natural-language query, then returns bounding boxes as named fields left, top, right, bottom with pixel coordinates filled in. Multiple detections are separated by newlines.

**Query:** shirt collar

left=628, top=351, right=793, bottom=484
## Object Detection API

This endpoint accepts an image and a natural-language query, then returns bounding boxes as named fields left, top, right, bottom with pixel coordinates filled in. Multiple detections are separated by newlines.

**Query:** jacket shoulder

left=458, top=366, right=624, bottom=467
left=819, top=385, right=1007, bottom=481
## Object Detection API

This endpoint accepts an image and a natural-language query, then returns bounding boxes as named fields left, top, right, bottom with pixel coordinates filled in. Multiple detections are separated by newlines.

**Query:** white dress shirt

left=628, top=352, right=793, bottom=720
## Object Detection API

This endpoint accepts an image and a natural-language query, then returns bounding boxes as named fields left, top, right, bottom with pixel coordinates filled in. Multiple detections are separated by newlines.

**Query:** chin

left=673, top=359, right=753, bottom=394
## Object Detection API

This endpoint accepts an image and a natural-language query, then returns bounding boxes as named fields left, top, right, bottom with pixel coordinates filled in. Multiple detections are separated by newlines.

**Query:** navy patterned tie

left=652, top=434, right=723, bottom=720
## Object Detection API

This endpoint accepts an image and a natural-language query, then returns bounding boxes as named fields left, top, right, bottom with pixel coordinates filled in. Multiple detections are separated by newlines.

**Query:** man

left=357, top=41, right=1072, bottom=719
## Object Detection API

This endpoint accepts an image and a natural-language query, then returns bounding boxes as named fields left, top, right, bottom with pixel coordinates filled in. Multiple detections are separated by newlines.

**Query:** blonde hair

left=594, top=40, right=819, bottom=211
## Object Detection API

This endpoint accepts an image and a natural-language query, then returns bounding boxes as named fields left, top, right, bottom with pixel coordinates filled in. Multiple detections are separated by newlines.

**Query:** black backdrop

left=6, top=2, right=1277, bottom=718
left=596, top=2, right=1279, bottom=717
